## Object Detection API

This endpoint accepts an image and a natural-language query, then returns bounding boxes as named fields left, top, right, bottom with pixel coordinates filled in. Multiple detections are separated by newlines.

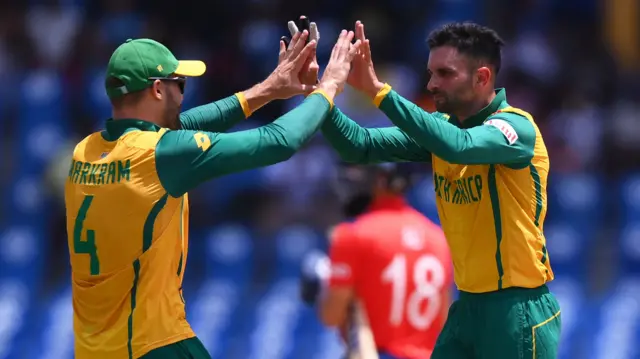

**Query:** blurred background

left=0, top=0, right=639, bottom=358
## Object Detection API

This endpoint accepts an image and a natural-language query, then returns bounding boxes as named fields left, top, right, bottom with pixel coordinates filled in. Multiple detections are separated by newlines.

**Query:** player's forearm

left=322, top=107, right=429, bottom=164
left=201, top=93, right=330, bottom=175
left=179, top=94, right=247, bottom=132
left=210, top=92, right=331, bottom=174
left=378, top=88, right=530, bottom=164
left=241, top=81, right=277, bottom=115
left=179, top=81, right=284, bottom=132
left=321, top=108, right=374, bottom=163
left=240, top=92, right=332, bottom=165
left=156, top=92, right=332, bottom=197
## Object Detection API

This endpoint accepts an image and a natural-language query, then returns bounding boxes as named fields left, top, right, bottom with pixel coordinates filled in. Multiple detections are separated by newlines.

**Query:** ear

left=151, top=80, right=163, bottom=100
left=476, top=67, right=492, bottom=87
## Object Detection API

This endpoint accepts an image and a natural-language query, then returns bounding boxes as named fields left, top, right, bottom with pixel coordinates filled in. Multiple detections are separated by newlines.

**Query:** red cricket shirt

left=329, top=195, right=453, bottom=359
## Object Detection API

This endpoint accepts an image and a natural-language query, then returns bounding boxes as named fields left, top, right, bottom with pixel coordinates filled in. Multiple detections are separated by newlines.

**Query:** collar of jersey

left=102, top=119, right=161, bottom=141
left=449, top=88, right=507, bottom=129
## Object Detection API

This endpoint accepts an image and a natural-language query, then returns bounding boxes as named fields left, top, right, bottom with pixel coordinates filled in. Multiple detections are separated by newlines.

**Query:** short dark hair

left=106, top=77, right=146, bottom=108
left=427, top=22, right=505, bottom=74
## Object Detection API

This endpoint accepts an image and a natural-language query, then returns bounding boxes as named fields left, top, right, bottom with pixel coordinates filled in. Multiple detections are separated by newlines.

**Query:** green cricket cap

left=105, top=38, right=206, bottom=98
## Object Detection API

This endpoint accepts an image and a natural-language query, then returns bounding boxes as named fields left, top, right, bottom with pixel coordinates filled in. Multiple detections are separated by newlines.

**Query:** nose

left=427, top=77, right=438, bottom=93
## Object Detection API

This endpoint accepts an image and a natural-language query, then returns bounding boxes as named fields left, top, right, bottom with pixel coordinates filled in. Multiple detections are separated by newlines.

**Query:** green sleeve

left=378, top=90, right=535, bottom=166
left=157, top=93, right=331, bottom=197
left=179, top=94, right=246, bottom=132
left=321, top=107, right=430, bottom=164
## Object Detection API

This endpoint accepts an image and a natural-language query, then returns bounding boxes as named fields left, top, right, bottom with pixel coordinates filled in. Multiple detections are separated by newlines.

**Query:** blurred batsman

left=65, top=29, right=361, bottom=359
left=300, top=163, right=453, bottom=359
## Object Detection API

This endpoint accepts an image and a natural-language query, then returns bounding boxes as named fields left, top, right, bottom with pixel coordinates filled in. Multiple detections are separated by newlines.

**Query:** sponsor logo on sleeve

left=485, top=119, right=518, bottom=145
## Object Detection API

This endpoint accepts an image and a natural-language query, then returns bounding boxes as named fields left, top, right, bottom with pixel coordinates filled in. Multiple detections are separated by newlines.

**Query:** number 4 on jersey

left=74, top=195, right=100, bottom=275
left=381, top=254, right=445, bottom=330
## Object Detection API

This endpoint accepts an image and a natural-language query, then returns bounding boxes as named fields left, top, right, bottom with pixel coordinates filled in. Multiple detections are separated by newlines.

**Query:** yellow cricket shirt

left=321, top=87, right=553, bottom=293
left=65, top=93, right=331, bottom=359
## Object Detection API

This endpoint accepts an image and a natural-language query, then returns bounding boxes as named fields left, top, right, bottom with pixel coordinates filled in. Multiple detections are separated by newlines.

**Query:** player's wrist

left=317, top=81, right=339, bottom=101
left=242, top=81, right=277, bottom=113
left=364, top=80, right=386, bottom=100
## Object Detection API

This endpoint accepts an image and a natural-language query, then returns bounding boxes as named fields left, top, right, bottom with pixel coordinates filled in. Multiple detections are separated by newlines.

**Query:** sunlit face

left=426, top=46, right=480, bottom=114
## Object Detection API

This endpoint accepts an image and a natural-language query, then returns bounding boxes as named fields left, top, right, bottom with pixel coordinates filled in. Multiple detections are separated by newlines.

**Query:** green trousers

left=140, top=337, right=212, bottom=359
left=432, top=285, right=561, bottom=359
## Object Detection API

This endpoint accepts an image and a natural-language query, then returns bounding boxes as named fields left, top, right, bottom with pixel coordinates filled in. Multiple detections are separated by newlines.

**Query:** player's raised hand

left=317, top=30, right=362, bottom=98
left=348, top=21, right=385, bottom=99
left=266, top=29, right=317, bottom=99
left=282, top=15, right=320, bottom=86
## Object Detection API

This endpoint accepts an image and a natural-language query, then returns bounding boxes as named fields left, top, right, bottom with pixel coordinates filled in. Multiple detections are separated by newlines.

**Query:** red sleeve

left=328, top=223, right=361, bottom=288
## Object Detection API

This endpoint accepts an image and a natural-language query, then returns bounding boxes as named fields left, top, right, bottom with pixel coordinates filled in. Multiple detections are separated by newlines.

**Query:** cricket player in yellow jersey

left=320, top=21, right=561, bottom=358
left=65, top=30, right=362, bottom=359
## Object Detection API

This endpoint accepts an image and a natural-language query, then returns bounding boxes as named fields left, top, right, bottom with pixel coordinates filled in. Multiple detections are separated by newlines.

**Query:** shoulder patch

left=484, top=119, right=518, bottom=145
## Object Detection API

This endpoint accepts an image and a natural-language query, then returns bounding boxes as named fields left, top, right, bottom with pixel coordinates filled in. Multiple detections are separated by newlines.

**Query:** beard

left=433, top=91, right=468, bottom=114
left=168, top=110, right=181, bottom=130
left=163, top=93, right=182, bottom=130
left=432, top=79, right=475, bottom=114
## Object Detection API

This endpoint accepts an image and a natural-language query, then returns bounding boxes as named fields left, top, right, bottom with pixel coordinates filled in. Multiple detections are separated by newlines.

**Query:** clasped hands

left=264, top=17, right=386, bottom=103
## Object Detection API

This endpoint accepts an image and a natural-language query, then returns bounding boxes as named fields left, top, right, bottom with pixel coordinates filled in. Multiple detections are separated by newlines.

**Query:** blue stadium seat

left=618, top=221, right=640, bottom=274
left=619, top=173, right=640, bottom=223
left=18, top=69, right=68, bottom=163
left=433, top=0, right=482, bottom=23
left=407, top=175, right=441, bottom=225
left=188, top=279, right=241, bottom=358
left=0, top=72, right=20, bottom=125
left=10, top=71, right=64, bottom=292
left=542, top=221, right=588, bottom=277
left=0, top=226, right=46, bottom=289
left=288, top=306, right=321, bottom=359
left=4, top=176, right=50, bottom=225
left=0, top=278, right=35, bottom=359
left=184, top=228, right=208, bottom=278
left=100, top=13, right=144, bottom=47
left=291, top=306, right=345, bottom=359
left=583, top=277, right=640, bottom=359
left=11, top=70, right=67, bottom=225
left=243, top=279, right=303, bottom=359
left=205, top=224, right=254, bottom=283
left=25, top=286, right=74, bottom=359
left=83, top=67, right=112, bottom=131
left=223, top=293, right=262, bottom=358
left=241, top=20, right=281, bottom=75
left=274, top=224, right=322, bottom=279
left=547, top=173, right=604, bottom=229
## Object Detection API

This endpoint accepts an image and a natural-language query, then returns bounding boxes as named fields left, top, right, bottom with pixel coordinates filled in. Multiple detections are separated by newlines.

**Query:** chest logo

left=433, top=172, right=484, bottom=204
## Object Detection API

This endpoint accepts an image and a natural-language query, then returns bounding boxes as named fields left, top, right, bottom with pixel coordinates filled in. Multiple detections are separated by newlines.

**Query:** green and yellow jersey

left=66, top=92, right=332, bottom=359
left=322, top=86, right=552, bottom=293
